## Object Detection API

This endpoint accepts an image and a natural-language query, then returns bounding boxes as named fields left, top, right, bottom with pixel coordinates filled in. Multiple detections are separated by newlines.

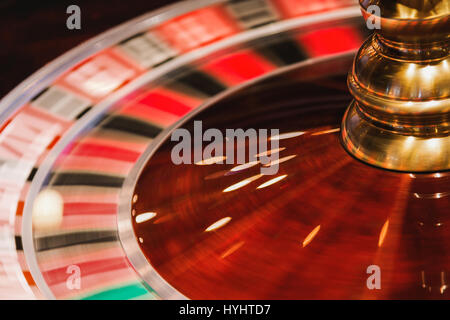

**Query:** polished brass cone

left=341, top=0, right=449, bottom=172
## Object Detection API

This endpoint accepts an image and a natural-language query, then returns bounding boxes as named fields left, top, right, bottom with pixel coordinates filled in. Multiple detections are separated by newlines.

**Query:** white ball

left=32, top=189, right=64, bottom=231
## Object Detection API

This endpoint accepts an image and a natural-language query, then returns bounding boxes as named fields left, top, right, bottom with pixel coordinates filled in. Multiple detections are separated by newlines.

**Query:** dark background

left=0, top=0, right=178, bottom=99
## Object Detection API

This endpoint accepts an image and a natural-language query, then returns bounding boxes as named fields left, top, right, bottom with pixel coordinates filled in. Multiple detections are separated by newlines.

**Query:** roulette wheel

left=0, top=0, right=448, bottom=300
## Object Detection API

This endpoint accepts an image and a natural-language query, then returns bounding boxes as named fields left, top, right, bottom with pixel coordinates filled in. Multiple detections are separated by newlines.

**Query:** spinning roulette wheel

left=0, top=0, right=448, bottom=300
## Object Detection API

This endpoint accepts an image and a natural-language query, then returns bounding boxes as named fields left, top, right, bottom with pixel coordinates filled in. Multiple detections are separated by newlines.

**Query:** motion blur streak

left=223, top=174, right=264, bottom=192
left=195, top=156, right=227, bottom=165
left=302, top=225, right=321, bottom=248
left=254, top=147, right=285, bottom=157
left=378, top=220, right=389, bottom=247
left=256, top=175, right=287, bottom=189
left=230, top=161, right=260, bottom=172
left=263, top=155, right=296, bottom=167
left=220, top=241, right=245, bottom=259
left=135, top=212, right=157, bottom=224
left=311, top=128, right=340, bottom=135
left=269, top=131, right=305, bottom=141
left=205, top=217, right=232, bottom=232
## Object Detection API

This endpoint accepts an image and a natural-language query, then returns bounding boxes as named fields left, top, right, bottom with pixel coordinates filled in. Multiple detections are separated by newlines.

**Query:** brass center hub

left=341, top=0, right=450, bottom=172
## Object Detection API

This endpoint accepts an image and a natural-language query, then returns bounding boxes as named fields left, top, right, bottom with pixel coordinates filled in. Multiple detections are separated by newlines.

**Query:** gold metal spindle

left=341, top=0, right=449, bottom=172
